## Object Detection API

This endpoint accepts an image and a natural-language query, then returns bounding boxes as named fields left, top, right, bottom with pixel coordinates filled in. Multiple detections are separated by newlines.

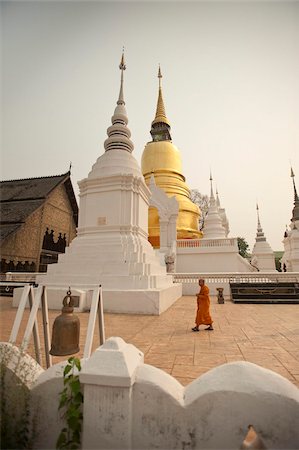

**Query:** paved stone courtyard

left=1, top=294, right=299, bottom=388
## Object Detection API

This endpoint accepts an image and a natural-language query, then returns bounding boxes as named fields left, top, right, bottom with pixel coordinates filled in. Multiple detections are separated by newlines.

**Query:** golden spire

left=152, top=65, right=171, bottom=127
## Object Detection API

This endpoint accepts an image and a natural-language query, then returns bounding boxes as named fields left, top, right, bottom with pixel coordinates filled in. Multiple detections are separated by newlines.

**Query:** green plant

left=56, top=357, right=84, bottom=450
left=237, top=237, right=250, bottom=258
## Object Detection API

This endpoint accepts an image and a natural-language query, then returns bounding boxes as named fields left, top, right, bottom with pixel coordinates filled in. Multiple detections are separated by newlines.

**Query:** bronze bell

left=50, top=289, right=80, bottom=356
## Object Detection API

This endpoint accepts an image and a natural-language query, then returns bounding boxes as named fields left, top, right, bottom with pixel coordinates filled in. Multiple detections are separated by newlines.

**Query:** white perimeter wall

left=2, top=339, right=299, bottom=450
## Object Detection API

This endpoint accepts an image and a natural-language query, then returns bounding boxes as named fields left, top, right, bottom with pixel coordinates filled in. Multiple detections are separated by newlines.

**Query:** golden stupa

left=141, top=67, right=202, bottom=248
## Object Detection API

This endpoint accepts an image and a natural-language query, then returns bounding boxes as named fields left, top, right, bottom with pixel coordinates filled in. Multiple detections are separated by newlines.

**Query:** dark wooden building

left=0, top=171, right=78, bottom=273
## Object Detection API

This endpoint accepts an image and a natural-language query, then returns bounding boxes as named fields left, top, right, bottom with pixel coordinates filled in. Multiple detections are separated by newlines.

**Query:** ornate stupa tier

left=103, top=53, right=134, bottom=154
left=89, top=52, right=138, bottom=180
left=141, top=67, right=201, bottom=247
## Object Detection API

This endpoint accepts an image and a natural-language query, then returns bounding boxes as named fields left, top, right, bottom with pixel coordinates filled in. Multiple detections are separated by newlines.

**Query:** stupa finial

left=256, top=203, right=261, bottom=229
left=209, top=171, right=215, bottom=201
left=152, top=65, right=171, bottom=127
left=255, top=203, right=265, bottom=242
left=117, top=47, right=126, bottom=105
left=216, top=185, right=221, bottom=208
left=291, top=166, right=299, bottom=202
left=290, top=166, right=299, bottom=222
left=158, top=64, right=162, bottom=88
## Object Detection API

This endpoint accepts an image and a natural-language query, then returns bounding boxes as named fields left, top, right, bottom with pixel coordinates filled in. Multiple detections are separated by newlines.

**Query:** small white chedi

left=38, top=53, right=181, bottom=314
left=251, top=204, right=276, bottom=272
left=176, top=174, right=255, bottom=275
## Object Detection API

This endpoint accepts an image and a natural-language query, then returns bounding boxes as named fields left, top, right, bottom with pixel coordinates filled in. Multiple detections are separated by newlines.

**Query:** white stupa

left=176, top=175, right=257, bottom=276
left=202, top=174, right=226, bottom=239
left=216, top=188, right=230, bottom=237
left=251, top=204, right=276, bottom=272
left=281, top=168, right=299, bottom=272
left=176, top=173, right=256, bottom=276
left=38, top=52, right=181, bottom=314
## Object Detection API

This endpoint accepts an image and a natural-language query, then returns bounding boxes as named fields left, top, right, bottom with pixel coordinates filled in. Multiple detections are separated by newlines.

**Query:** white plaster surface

left=176, top=243, right=255, bottom=274
left=80, top=337, right=144, bottom=387
left=101, top=283, right=182, bottom=315
left=283, top=222, right=299, bottom=272
left=0, top=342, right=43, bottom=387
left=12, top=283, right=182, bottom=315
left=80, top=338, right=299, bottom=450
left=3, top=338, right=299, bottom=449
left=31, top=361, right=67, bottom=450
left=38, top=169, right=181, bottom=313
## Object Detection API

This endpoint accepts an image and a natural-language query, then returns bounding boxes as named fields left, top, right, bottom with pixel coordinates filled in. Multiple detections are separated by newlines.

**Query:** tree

left=190, top=189, right=209, bottom=230
left=237, top=237, right=250, bottom=258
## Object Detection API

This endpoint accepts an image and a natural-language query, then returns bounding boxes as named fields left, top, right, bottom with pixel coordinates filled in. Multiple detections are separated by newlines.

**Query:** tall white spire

left=117, top=49, right=126, bottom=105
left=215, top=186, right=230, bottom=237
left=104, top=50, right=134, bottom=153
left=281, top=167, right=299, bottom=272
left=202, top=173, right=226, bottom=239
left=255, top=203, right=266, bottom=242
left=290, top=167, right=299, bottom=223
left=209, top=171, right=215, bottom=203
left=216, top=187, right=220, bottom=208
left=251, top=203, right=276, bottom=272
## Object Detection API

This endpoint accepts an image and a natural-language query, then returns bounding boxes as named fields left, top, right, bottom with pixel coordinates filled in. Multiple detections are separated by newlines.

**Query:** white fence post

left=80, top=337, right=143, bottom=450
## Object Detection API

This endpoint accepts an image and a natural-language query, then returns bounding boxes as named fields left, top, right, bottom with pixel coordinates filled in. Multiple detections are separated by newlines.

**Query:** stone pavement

left=1, top=295, right=299, bottom=388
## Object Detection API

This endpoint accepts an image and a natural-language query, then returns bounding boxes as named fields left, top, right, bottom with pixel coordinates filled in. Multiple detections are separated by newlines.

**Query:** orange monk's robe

left=195, top=285, right=213, bottom=326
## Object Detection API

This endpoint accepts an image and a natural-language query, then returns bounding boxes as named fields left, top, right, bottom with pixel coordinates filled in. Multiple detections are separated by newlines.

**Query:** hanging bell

left=50, top=289, right=80, bottom=356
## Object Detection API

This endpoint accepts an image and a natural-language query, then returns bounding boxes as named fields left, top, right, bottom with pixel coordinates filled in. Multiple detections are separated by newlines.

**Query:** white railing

left=177, top=239, right=201, bottom=248
left=3, top=271, right=299, bottom=286
left=1, top=272, right=46, bottom=282
left=173, top=272, right=299, bottom=295
left=174, top=272, right=299, bottom=284
left=176, top=238, right=237, bottom=248
left=3, top=270, right=299, bottom=297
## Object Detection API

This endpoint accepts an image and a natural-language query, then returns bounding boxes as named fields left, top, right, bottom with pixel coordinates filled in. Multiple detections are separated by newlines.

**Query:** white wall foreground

left=1, top=339, right=299, bottom=450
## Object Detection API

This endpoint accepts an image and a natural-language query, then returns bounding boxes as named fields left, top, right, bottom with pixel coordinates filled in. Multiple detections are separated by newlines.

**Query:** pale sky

left=1, top=0, right=299, bottom=251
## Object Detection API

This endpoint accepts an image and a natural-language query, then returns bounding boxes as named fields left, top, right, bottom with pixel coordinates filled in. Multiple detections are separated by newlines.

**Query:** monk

left=192, top=278, right=213, bottom=332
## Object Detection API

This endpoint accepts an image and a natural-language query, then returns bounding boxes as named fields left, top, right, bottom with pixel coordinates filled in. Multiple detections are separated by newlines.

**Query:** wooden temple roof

left=0, top=172, right=78, bottom=242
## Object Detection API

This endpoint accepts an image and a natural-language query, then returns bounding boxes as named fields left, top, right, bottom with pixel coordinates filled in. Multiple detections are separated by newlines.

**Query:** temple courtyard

left=1, top=294, right=299, bottom=388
